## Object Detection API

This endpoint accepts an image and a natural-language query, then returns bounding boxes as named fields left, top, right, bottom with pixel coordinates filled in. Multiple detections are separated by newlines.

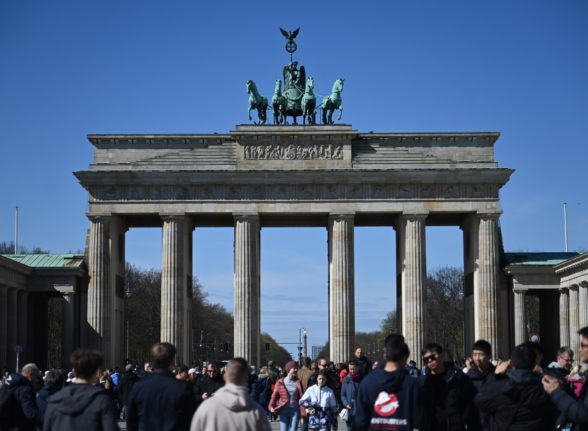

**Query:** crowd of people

left=0, top=326, right=587, bottom=430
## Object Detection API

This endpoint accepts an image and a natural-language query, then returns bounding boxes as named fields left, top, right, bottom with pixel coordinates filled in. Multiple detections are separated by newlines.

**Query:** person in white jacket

left=299, top=370, right=338, bottom=431
left=190, top=357, right=271, bottom=431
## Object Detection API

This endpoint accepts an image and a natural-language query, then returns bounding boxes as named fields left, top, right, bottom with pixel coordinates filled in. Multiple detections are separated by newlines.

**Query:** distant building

left=0, top=254, right=86, bottom=370
left=311, top=345, right=323, bottom=360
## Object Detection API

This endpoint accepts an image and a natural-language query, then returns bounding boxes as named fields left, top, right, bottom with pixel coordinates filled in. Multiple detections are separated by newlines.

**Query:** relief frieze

left=91, top=183, right=499, bottom=201
left=243, top=143, right=343, bottom=160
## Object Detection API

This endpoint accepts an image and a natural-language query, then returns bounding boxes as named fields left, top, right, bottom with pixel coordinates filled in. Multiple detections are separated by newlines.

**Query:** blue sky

left=1, top=1, right=587, bottom=358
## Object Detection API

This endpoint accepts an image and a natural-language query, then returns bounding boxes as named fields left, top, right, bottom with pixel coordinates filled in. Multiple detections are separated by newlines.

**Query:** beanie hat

left=284, top=361, right=297, bottom=373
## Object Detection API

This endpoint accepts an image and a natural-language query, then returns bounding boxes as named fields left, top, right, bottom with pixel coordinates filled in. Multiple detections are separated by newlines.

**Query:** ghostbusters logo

left=374, top=391, right=399, bottom=417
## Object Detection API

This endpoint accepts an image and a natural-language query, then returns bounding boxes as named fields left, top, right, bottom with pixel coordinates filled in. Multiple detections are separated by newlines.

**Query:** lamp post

left=303, top=327, right=307, bottom=359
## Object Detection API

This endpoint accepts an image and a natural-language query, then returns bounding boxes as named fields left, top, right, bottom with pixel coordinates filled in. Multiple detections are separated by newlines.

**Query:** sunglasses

left=581, top=343, right=588, bottom=349
left=422, top=354, right=438, bottom=363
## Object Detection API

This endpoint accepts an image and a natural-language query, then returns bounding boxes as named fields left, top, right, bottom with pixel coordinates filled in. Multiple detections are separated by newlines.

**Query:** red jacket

left=269, top=377, right=304, bottom=415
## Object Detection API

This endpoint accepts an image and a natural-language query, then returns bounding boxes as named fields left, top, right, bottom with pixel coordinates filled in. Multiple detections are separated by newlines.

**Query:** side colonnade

left=85, top=210, right=501, bottom=368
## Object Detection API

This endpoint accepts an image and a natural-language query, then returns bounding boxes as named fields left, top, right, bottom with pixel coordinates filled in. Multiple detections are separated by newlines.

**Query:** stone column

left=513, top=289, right=526, bottom=345
left=328, top=214, right=355, bottom=365
left=0, top=286, right=7, bottom=366
left=62, top=292, right=75, bottom=367
left=161, top=215, right=186, bottom=358
left=579, top=282, right=588, bottom=329
left=182, top=222, right=193, bottom=366
left=474, top=214, right=500, bottom=356
left=87, top=215, right=111, bottom=358
left=233, top=214, right=260, bottom=367
left=559, top=288, right=570, bottom=347
left=17, top=291, right=28, bottom=363
left=397, top=214, right=426, bottom=365
left=7, top=288, right=18, bottom=370
left=461, top=217, right=477, bottom=354
left=569, top=285, right=580, bottom=355
left=109, top=216, right=126, bottom=368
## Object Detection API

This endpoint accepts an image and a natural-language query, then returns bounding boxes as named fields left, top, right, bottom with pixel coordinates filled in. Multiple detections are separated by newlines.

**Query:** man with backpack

left=0, top=363, right=40, bottom=431
left=475, top=342, right=558, bottom=431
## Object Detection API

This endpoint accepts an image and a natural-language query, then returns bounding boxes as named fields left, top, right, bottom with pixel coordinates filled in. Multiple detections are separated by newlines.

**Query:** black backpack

left=0, top=384, right=17, bottom=419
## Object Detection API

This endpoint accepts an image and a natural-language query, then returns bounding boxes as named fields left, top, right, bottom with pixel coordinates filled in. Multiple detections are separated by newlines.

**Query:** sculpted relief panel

left=243, top=143, right=343, bottom=160
left=90, top=183, right=499, bottom=202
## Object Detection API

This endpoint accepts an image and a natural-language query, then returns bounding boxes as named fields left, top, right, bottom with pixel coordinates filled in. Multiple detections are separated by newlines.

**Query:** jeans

left=279, top=404, right=300, bottom=431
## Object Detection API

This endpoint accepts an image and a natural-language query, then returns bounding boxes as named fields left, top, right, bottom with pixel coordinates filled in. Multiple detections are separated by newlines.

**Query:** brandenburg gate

left=75, top=125, right=512, bottom=367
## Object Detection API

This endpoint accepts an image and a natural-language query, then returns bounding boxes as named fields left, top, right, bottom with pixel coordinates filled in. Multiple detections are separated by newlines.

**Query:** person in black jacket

left=466, top=339, right=496, bottom=431
left=35, top=369, right=65, bottom=431
left=0, top=363, right=41, bottom=431
left=475, top=342, right=558, bottom=431
left=126, top=342, right=195, bottom=431
left=543, top=325, right=588, bottom=431
left=355, top=334, right=423, bottom=431
left=420, top=343, right=476, bottom=431
left=353, top=347, right=373, bottom=377
left=43, top=350, right=118, bottom=431
left=193, top=361, right=224, bottom=410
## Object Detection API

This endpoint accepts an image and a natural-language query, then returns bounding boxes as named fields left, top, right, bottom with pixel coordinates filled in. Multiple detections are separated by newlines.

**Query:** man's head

left=70, top=349, right=103, bottom=382
left=224, top=358, right=249, bottom=386
left=510, top=342, right=537, bottom=370
left=422, top=343, right=444, bottom=373
left=310, top=361, right=317, bottom=371
left=175, top=365, right=189, bottom=381
left=268, top=360, right=276, bottom=369
left=579, top=326, right=588, bottom=363
left=206, top=362, right=219, bottom=378
left=143, top=362, right=152, bottom=373
left=44, top=369, right=65, bottom=388
left=556, top=346, right=574, bottom=370
left=20, top=363, right=41, bottom=382
left=302, top=357, right=311, bottom=368
left=355, top=347, right=363, bottom=359
left=471, top=339, right=492, bottom=370
left=383, top=333, right=409, bottom=366
left=317, top=357, right=327, bottom=369
left=150, top=342, right=176, bottom=370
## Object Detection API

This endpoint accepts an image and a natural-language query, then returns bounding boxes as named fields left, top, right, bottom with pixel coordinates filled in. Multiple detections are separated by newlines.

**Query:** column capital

left=569, top=284, right=579, bottom=292
left=559, top=286, right=570, bottom=293
left=233, top=213, right=260, bottom=223
left=475, top=212, right=502, bottom=221
left=580, top=280, right=588, bottom=288
left=328, top=213, right=355, bottom=222
left=400, top=213, right=428, bottom=221
left=513, top=288, right=527, bottom=294
left=160, top=213, right=186, bottom=222
left=87, top=214, right=111, bottom=224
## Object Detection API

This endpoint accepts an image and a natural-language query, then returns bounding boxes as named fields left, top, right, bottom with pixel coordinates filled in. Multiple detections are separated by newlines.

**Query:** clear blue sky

left=1, top=1, right=587, bottom=358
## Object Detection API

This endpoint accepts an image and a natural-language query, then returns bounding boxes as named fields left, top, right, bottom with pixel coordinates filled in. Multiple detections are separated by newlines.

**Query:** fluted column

left=513, top=289, right=526, bottom=345
left=559, top=288, right=570, bottom=347
left=569, top=285, right=580, bottom=355
left=398, top=214, right=426, bottom=365
left=87, top=215, right=111, bottom=358
left=7, top=288, right=18, bottom=370
left=579, top=282, right=588, bottom=329
left=328, top=214, right=355, bottom=364
left=17, top=291, right=28, bottom=364
left=233, top=214, right=260, bottom=367
left=0, top=287, right=7, bottom=366
left=161, top=215, right=186, bottom=358
left=474, top=214, right=499, bottom=356
left=62, top=292, right=75, bottom=367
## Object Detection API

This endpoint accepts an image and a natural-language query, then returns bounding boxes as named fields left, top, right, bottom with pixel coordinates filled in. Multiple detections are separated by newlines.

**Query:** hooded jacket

left=354, top=367, right=423, bottom=431
left=42, top=384, right=118, bottom=431
left=190, top=383, right=271, bottom=431
left=474, top=369, right=558, bottom=431
left=0, top=373, right=38, bottom=431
